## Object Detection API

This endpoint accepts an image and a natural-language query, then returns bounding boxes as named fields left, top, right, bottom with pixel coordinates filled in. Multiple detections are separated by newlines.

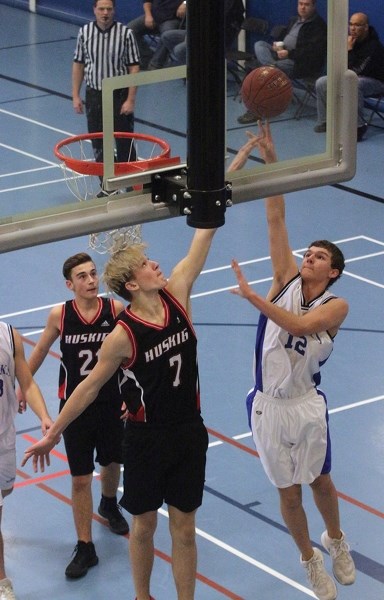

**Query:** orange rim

left=54, top=132, right=179, bottom=175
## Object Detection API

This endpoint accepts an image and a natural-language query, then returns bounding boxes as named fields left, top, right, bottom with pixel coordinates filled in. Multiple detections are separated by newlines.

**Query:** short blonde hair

left=103, top=243, right=147, bottom=301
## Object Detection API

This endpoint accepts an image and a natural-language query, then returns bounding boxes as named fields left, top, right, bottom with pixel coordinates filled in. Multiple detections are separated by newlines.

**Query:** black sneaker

left=98, top=503, right=129, bottom=535
left=65, top=541, right=99, bottom=579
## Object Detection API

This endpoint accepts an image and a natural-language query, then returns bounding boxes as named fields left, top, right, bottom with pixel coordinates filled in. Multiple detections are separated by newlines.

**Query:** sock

left=100, top=494, right=117, bottom=510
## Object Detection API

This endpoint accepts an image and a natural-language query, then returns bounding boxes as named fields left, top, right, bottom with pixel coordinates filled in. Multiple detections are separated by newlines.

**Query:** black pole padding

left=186, top=0, right=227, bottom=228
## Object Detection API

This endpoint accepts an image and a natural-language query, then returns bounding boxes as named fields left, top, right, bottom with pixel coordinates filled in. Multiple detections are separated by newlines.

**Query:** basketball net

left=54, top=132, right=179, bottom=254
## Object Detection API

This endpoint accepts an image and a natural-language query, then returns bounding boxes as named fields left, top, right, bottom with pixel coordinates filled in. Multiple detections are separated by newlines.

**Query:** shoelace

left=329, top=539, right=350, bottom=560
left=307, top=557, right=329, bottom=587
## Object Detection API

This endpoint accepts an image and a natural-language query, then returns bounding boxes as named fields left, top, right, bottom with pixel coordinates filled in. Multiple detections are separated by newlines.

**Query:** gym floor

left=1, top=5, right=384, bottom=599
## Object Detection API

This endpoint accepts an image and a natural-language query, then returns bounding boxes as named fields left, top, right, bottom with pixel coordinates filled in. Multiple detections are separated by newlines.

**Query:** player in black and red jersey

left=22, top=136, right=259, bottom=600
left=18, top=252, right=128, bottom=579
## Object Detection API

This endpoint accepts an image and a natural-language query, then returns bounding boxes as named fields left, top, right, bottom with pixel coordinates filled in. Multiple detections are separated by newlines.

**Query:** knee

left=279, top=485, right=303, bottom=511
left=316, top=76, right=327, bottom=93
left=169, top=510, right=196, bottom=546
left=131, top=513, right=158, bottom=543
left=254, top=40, right=268, bottom=55
left=161, top=30, right=173, bottom=51
left=172, top=520, right=196, bottom=547
left=72, top=474, right=92, bottom=493
left=310, top=473, right=334, bottom=495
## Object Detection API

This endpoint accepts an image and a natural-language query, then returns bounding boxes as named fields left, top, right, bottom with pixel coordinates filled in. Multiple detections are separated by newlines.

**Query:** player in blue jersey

left=231, top=122, right=355, bottom=600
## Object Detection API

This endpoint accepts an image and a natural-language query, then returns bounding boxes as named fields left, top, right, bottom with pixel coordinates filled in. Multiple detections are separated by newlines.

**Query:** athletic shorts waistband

left=255, top=388, right=321, bottom=407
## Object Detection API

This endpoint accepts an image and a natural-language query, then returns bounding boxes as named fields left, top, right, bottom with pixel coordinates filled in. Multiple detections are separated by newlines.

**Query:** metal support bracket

left=151, top=169, right=233, bottom=228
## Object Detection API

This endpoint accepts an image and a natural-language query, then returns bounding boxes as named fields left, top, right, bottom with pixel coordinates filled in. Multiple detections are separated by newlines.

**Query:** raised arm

left=167, top=130, right=265, bottom=310
left=226, top=129, right=262, bottom=172
left=247, top=122, right=298, bottom=297
left=166, top=228, right=216, bottom=315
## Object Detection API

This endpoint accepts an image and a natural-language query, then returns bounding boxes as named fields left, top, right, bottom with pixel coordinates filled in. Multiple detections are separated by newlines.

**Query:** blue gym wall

left=0, top=0, right=142, bottom=24
left=1, top=0, right=384, bottom=42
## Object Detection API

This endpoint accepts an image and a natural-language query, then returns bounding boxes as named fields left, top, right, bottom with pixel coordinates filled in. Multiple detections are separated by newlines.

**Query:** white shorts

left=251, top=389, right=329, bottom=488
left=0, top=424, right=16, bottom=492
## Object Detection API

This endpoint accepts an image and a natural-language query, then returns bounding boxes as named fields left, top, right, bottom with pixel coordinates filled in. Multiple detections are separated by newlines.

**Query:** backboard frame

left=0, top=0, right=357, bottom=253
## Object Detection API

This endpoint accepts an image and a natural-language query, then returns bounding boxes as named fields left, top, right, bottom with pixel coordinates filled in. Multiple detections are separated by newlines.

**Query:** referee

left=72, top=0, right=140, bottom=193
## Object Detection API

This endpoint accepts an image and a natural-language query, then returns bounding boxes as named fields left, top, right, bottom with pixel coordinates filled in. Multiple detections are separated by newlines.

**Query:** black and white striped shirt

left=73, top=21, right=140, bottom=91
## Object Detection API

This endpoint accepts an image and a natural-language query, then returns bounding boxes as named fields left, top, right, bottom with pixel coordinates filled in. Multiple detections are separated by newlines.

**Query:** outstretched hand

left=230, top=259, right=254, bottom=300
left=227, top=120, right=277, bottom=172
left=21, top=436, right=56, bottom=472
left=249, top=121, right=278, bottom=165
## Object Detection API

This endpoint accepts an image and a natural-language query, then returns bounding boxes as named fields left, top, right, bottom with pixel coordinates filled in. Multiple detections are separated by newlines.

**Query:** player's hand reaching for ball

left=251, top=121, right=278, bottom=165
left=228, top=121, right=278, bottom=171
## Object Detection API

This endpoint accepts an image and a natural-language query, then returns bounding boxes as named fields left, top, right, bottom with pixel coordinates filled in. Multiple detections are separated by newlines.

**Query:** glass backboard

left=0, top=0, right=357, bottom=252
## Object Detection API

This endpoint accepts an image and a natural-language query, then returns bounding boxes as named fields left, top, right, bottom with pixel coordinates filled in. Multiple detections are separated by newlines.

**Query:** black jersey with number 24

left=58, top=297, right=119, bottom=403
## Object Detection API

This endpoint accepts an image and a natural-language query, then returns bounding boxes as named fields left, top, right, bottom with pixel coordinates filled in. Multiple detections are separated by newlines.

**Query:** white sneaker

left=321, top=530, right=356, bottom=585
left=301, top=548, right=337, bottom=600
left=0, top=578, right=16, bottom=600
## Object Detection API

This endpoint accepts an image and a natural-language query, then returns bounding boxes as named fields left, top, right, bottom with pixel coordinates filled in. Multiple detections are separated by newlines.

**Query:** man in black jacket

left=238, top=0, right=326, bottom=124
left=314, top=12, right=384, bottom=141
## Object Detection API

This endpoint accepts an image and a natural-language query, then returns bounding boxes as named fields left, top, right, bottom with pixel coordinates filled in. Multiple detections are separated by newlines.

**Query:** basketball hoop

left=54, top=131, right=180, bottom=254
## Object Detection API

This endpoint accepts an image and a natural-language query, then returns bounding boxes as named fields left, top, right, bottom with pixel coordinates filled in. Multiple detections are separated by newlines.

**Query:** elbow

left=287, top=325, right=303, bottom=337
left=287, top=322, right=310, bottom=337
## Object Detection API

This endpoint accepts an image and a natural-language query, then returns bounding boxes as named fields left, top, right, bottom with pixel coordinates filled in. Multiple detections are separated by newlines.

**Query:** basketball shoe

left=98, top=498, right=129, bottom=535
left=0, top=578, right=16, bottom=600
left=301, top=548, right=337, bottom=600
left=65, top=541, right=99, bottom=578
left=321, top=530, right=356, bottom=585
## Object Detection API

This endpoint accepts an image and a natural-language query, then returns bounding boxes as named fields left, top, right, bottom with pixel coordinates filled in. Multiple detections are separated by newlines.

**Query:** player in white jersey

left=231, top=122, right=356, bottom=600
left=0, top=322, right=52, bottom=600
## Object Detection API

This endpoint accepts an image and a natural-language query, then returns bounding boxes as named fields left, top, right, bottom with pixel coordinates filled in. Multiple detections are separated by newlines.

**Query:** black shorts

left=120, top=418, right=208, bottom=515
left=60, top=398, right=124, bottom=477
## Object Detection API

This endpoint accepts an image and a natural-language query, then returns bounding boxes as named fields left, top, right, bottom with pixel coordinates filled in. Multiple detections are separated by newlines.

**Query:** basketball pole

left=185, top=0, right=230, bottom=228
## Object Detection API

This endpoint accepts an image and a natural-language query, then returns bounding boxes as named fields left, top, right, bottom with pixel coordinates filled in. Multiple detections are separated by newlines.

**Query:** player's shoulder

left=110, top=298, right=125, bottom=318
left=47, top=303, right=64, bottom=325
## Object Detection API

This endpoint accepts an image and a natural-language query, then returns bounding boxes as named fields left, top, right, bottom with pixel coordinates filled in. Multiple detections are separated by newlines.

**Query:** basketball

left=241, top=66, right=293, bottom=119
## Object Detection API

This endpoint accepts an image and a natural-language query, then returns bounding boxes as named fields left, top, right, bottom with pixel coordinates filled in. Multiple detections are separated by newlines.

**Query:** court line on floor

left=19, top=431, right=315, bottom=598
left=157, top=507, right=316, bottom=598
left=17, top=434, right=245, bottom=600
left=207, top=427, right=384, bottom=520
left=3, top=236, right=383, bottom=323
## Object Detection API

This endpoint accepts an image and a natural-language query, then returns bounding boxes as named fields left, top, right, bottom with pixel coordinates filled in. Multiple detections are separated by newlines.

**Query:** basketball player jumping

left=231, top=122, right=355, bottom=600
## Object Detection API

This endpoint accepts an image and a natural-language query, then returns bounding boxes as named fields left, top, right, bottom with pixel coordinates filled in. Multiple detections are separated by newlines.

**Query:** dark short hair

left=308, top=240, right=345, bottom=287
left=62, top=252, right=94, bottom=280
left=94, top=0, right=115, bottom=6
